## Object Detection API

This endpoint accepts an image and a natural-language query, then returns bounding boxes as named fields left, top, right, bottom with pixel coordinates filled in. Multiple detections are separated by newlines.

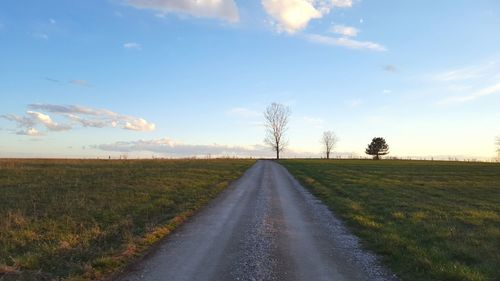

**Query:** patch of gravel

left=282, top=166, right=399, bottom=281
left=230, top=169, right=277, bottom=281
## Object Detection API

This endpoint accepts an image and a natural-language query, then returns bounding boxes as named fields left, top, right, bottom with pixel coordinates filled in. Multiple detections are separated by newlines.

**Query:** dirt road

left=119, top=160, right=396, bottom=281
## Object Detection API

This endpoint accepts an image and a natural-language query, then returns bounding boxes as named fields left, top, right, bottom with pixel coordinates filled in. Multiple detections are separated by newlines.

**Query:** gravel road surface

left=118, top=160, right=397, bottom=281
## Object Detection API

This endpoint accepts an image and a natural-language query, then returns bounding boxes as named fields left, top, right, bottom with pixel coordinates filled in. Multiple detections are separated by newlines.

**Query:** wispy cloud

left=29, top=104, right=118, bottom=117
left=123, top=42, right=142, bottom=50
left=437, top=82, right=500, bottom=104
left=262, top=0, right=353, bottom=33
left=123, top=0, right=239, bottom=22
left=433, top=62, right=495, bottom=82
left=432, top=60, right=500, bottom=104
left=306, top=34, right=386, bottom=51
left=1, top=104, right=156, bottom=136
left=1, top=114, right=36, bottom=128
left=29, top=104, right=156, bottom=131
left=1, top=111, right=71, bottom=136
left=330, top=24, right=358, bottom=37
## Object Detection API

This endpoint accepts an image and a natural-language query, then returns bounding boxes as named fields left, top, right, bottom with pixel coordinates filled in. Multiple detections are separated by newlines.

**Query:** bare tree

left=264, top=103, right=291, bottom=159
left=322, top=131, right=337, bottom=159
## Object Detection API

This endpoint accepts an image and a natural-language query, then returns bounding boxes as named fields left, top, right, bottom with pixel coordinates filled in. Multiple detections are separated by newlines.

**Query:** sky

left=1, top=0, right=499, bottom=159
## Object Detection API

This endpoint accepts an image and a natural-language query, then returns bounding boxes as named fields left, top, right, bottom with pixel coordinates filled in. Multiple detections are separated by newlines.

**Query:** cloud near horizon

left=124, top=0, right=239, bottom=22
left=262, top=0, right=353, bottom=33
left=16, top=127, right=43, bottom=136
left=95, top=138, right=273, bottom=157
left=94, top=138, right=322, bottom=158
left=1, top=104, right=156, bottom=136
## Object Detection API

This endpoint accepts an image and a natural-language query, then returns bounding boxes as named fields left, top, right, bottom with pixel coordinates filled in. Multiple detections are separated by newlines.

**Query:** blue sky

left=1, top=0, right=499, bottom=159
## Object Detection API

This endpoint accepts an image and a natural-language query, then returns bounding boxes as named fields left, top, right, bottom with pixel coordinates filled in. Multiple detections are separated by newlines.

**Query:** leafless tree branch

left=321, top=131, right=337, bottom=159
left=264, top=103, right=290, bottom=159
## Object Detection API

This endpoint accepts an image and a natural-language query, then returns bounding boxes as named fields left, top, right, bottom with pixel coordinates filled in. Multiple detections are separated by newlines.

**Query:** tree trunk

left=276, top=149, right=280, bottom=160
left=326, top=152, right=330, bottom=159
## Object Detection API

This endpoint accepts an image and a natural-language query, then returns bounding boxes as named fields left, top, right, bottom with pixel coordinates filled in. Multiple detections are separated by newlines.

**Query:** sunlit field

left=0, top=159, right=254, bottom=280
left=281, top=159, right=500, bottom=281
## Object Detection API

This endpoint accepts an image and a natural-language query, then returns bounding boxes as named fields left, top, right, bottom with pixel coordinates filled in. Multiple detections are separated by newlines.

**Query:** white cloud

left=1, top=104, right=156, bottom=136
left=227, top=107, right=261, bottom=117
left=17, top=128, right=43, bottom=136
left=382, top=89, right=392, bottom=94
left=438, top=82, right=500, bottom=104
left=1, top=111, right=70, bottom=136
left=124, top=0, right=239, bottom=22
left=124, top=118, right=156, bottom=131
left=262, top=0, right=322, bottom=33
left=49, top=18, right=56, bottom=24
left=330, top=24, right=358, bottom=37
left=262, top=0, right=353, bottom=33
left=332, top=0, right=352, bottom=8
left=26, top=111, right=71, bottom=131
left=65, top=114, right=109, bottom=128
left=123, top=42, right=142, bottom=50
left=29, top=104, right=155, bottom=132
left=306, top=34, right=386, bottom=51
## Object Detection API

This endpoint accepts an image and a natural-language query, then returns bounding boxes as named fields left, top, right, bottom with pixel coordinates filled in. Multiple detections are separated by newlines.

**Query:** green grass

left=280, top=159, right=500, bottom=281
left=0, top=159, right=254, bottom=281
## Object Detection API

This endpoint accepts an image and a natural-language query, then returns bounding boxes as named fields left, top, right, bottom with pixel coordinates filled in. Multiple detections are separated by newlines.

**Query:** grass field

left=0, top=159, right=254, bottom=281
left=281, top=159, right=500, bottom=281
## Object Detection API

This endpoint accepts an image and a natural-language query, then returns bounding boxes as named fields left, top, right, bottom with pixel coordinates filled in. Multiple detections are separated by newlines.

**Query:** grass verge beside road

left=0, top=159, right=254, bottom=281
left=281, top=159, right=500, bottom=281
